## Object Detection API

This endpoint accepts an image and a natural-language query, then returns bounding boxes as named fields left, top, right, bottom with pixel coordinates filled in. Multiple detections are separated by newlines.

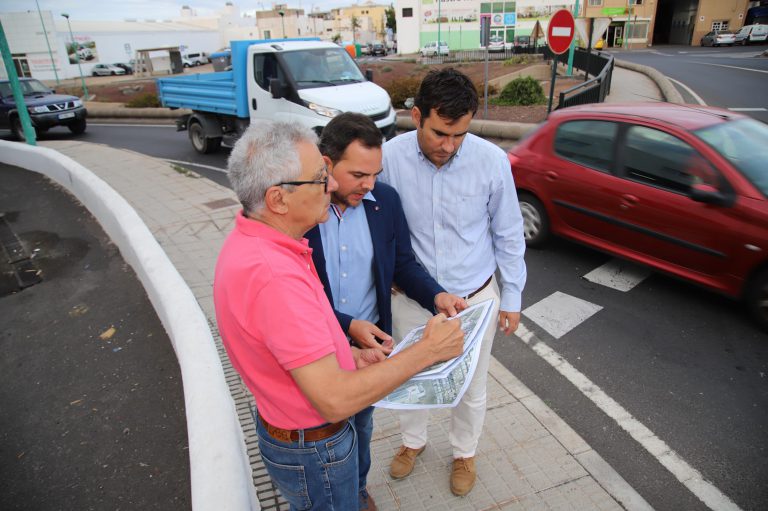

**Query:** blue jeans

left=354, top=406, right=374, bottom=491
left=256, top=415, right=359, bottom=511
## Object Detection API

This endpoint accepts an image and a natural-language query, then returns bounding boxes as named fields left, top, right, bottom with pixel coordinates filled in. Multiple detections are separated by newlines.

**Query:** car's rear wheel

left=189, top=121, right=221, bottom=154
left=746, top=268, right=768, bottom=332
left=518, top=192, right=550, bottom=247
left=68, top=119, right=87, bottom=135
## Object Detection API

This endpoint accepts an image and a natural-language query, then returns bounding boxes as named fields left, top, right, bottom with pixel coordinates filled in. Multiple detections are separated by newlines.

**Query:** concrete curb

left=396, top=115, right=539, bottom=140
left=615, top=59, right=685, bottom=104
left=0, top=141, right=260, bottom=511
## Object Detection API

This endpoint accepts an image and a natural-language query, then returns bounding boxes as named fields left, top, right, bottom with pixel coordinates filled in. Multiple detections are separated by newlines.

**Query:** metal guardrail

left=542, top=48, right=614, bottom=110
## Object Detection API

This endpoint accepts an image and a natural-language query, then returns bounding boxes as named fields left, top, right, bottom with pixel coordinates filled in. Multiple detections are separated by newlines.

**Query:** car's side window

left=554, top=120, right=618, bottom=172
left=623, top=125, right=720, bottom=194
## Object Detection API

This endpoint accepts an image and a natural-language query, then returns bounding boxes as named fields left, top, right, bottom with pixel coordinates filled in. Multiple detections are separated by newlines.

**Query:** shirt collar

left=235, top=211, right=312, bottom=255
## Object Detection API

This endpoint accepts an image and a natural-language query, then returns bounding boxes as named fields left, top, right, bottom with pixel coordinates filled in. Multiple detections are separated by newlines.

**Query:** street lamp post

left=35, top=0, right=59, bottom=85
left=61, top=13, right=88, bottom=100
left=278, top=10, right=286, bottom=38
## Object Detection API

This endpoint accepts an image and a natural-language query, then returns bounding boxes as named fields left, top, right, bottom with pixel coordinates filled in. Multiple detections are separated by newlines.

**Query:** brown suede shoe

left=450, top=457, right=477, bottom=496
left=359, top=488, right=377, bottom=510
left=389, top=445, right=425, bottom=479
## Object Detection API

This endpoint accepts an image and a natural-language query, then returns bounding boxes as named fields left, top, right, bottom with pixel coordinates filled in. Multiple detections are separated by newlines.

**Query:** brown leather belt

left=465, top=275, right=493, bottom=300
left=258, top=415, right=347, bottom=443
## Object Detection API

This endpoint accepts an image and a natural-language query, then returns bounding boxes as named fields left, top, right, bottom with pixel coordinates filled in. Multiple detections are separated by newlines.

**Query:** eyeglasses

left=278, top=167, right=329, bottom=193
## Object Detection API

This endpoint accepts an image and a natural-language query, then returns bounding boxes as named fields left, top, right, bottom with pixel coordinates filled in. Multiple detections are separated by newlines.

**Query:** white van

left=181, top=52, right=209, bottom=67
left=735, top=24, right=768, bottom=45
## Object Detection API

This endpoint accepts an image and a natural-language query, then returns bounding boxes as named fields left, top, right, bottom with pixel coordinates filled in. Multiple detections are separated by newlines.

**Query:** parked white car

left=420, top=41, right=450, bottom=57
left=735, top=24, right=768, bottom=45
left=91, top=64, right=126, bottom=76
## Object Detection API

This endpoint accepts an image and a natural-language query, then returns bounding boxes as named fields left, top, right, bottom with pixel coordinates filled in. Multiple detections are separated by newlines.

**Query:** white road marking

left=667, top=77, right=707, bottom=105
left=522, top=291, right=602, bottom=339
left=693, top=62, right=768, bottom=74
left=650, top=50, right=675, bottom=56
left=728, top=107, right=767, bottom=112
left=164, top=158, right=228, bottom=173
left=514, top=322, right=744, bottom=511
left=583, top=260, right=652, bottom=292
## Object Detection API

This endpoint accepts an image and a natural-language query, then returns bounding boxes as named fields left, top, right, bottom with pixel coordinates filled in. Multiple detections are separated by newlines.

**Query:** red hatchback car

left=508, top=103, right=768, bottom=330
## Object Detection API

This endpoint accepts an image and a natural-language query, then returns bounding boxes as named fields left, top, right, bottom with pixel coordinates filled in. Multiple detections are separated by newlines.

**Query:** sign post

left=546, top=9, right=575, bottom=114
left=480, top=14, right=491, bottom=119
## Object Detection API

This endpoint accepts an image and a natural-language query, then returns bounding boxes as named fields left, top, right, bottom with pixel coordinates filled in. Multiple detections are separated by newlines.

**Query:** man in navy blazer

left=306, top=113, right=466, bottom=510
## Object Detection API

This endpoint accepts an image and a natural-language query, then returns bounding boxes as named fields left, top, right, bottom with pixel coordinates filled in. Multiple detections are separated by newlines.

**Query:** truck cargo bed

left=156, top=71, right=241, bottom=117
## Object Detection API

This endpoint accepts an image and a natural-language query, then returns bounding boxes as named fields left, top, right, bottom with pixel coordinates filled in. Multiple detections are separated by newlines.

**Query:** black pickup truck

left=0, top=78, right=87, bottom=141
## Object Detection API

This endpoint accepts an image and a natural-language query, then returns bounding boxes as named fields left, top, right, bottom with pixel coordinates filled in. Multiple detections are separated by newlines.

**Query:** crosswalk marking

left=522, top=291, right=602, bottom=339
left=583, top=260, right=652, bottom=292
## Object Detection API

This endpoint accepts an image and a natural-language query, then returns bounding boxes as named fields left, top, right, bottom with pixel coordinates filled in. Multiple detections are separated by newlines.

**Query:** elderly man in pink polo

left=213, top=121, right=464, bottom=511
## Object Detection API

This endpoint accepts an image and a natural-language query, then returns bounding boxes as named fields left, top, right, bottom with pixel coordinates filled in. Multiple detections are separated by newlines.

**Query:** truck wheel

left=11, top=117, right=34, bottom=142
left=189, top=122, right=221, bottom=154
left=68, top=119, right=87, bottom=135
left=518, top=192, right=550, bottom=247
left=746, top=268, right=768, bottom=332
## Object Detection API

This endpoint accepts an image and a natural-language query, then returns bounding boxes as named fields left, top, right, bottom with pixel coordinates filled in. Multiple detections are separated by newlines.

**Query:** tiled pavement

left=39, top=140, right=652, bottom=511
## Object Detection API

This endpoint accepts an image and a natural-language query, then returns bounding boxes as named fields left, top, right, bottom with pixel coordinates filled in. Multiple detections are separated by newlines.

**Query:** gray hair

left=227, top=121, right=319, bottom=215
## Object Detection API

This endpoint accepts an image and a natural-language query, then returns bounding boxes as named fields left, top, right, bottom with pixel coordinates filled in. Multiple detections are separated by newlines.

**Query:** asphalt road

left=4, top=119, right=768, bottom=509
left=0, top=163, right=190, bottom=510
left=610, top=44, right=768, bottom=123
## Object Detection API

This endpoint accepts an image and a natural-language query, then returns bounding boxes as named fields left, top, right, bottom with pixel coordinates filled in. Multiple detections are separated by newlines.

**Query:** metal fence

left=419, top=46, right=614, bottom=111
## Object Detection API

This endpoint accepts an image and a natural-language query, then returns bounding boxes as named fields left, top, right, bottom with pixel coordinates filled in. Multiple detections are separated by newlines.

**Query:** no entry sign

left=547, top=9, right=575, bottom=55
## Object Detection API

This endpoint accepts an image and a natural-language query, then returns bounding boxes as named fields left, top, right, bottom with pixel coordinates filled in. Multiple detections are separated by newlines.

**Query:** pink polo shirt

left=213, top=213, right=356, bottom=429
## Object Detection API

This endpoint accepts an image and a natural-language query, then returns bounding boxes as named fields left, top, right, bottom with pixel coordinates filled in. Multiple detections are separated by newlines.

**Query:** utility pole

left=625, top=0, right=633, bottom=49
left=566, top=0, right=580, bottom=76
left=61, top=13, right=88, bottom=100
left=34, top=0, right=59, bottom=85
left=437, top=0, right=441, bottom=52
left=279, top=10, right=286, bottom=38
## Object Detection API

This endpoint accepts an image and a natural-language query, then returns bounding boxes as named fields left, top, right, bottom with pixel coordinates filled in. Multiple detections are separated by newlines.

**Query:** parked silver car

left=91, top=64, right=126, bottom=76
left=700, top=30, right=736, bottom=47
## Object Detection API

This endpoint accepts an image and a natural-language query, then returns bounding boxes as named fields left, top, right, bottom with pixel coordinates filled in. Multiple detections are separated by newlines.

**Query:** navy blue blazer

left=306, top=182, right=444, bottom=336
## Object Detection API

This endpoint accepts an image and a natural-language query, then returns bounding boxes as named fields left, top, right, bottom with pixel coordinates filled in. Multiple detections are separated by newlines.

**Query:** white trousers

left=392, top=276, right=500, bottom=459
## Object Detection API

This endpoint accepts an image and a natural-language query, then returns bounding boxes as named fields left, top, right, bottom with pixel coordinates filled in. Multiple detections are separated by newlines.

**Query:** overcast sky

left=1, top=0, right=357, bottom=21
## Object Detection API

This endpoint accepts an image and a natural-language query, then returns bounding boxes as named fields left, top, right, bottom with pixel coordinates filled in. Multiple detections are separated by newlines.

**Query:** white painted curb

left=0, top=141, right=259, bottom=511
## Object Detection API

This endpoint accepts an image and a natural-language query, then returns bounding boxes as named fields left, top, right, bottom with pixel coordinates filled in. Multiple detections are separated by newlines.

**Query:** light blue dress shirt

left=318, top=192, right=380, bottom=325
left=380, top=131, right=527, bottom=312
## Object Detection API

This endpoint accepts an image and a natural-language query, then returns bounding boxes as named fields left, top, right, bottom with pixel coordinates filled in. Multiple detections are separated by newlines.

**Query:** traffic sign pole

left=545, top=9, right=576, bottom=114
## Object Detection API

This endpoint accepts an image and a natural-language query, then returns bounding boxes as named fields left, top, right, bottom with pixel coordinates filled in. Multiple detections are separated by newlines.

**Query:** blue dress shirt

left=381, top=131, right=527, bottom=312
left=318, top=192, right=380, bottom=325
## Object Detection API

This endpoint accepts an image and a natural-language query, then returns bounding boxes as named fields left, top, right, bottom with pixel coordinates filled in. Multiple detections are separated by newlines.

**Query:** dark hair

left=414, top=68, right=478, bottom=125
left=319, top=112, right=383, bottom=163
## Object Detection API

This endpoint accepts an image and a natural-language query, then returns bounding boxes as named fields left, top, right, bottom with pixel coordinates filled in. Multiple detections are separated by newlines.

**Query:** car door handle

left=619, top=194, right=639, bottom=209
left=251, top=98, right=257, bottom=110
left=545, top=171, right=558, bottom=181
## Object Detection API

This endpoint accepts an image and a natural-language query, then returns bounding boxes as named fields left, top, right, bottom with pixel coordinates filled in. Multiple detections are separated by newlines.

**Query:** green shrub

left=493, top=76, right=545, bottom=106
left=125, top=93, right=161, bottom=108
left=382, top=66, right=393, bottom=73
left=503, top=55, right=534, bottom=66
left=385, top=76, right=422, bottom=108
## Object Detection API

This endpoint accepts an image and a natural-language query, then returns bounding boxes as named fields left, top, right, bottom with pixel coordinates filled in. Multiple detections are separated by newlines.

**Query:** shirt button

left=342, top=272, right=347, bottom=278
left=341, top=245, right=347, bottom=251
left=341, top=298, right=347, bottom=304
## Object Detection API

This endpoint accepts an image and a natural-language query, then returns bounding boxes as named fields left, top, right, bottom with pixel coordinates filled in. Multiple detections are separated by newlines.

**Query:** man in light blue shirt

left=380, top=68, right=527, bottom=496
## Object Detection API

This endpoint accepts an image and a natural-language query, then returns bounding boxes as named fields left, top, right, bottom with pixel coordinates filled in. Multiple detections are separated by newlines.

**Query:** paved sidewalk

left=33, top=140, right=653, bottom=510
